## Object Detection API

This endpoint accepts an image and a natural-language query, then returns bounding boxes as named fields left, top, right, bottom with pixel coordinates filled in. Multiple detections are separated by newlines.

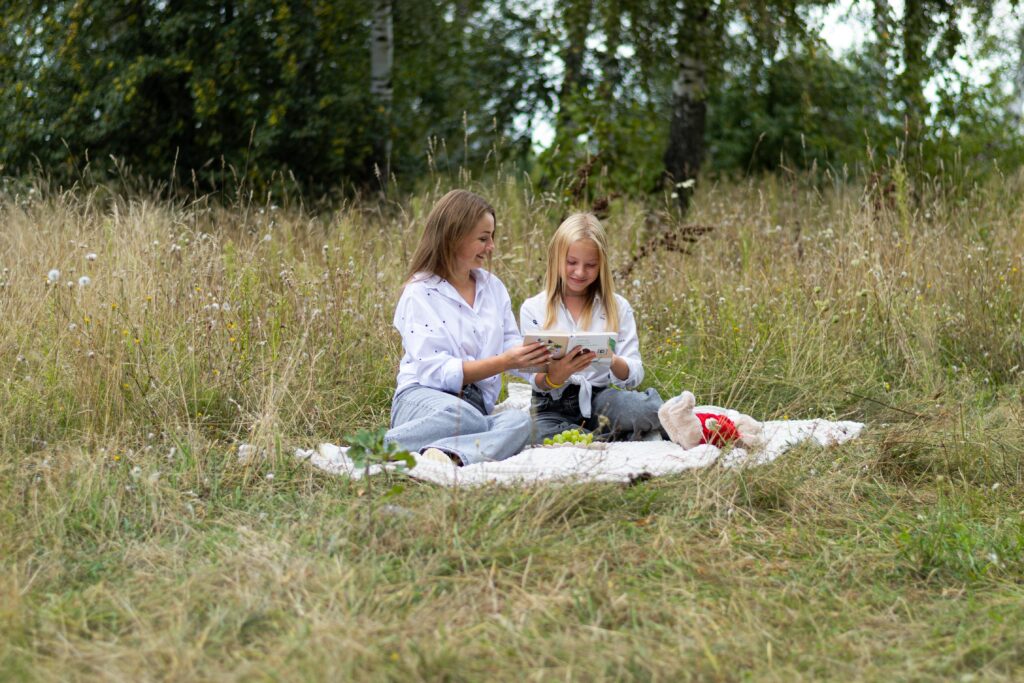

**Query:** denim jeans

left=385, top=384, right=532, bottom=465
left=530, top=384, right=664, bottom=444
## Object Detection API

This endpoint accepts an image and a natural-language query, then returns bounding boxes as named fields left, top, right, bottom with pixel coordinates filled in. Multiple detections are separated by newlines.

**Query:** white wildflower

left=78, top=275, right=91, bottom=287
left=85, top=252, right=97, bottom=261
left=47, top=269, right=60, bottom=283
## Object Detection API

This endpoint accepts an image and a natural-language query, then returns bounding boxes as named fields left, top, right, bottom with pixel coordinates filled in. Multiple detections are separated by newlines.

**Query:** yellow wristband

left=544, top=373, right=564, bottom=389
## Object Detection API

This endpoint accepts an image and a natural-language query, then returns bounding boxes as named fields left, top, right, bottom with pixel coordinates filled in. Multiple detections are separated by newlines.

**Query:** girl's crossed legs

left=531, top=385, right=664, bottom=443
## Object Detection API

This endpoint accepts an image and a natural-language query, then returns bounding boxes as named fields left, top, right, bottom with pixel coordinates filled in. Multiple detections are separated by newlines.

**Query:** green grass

left=2, top=168, right=1023, bottom=680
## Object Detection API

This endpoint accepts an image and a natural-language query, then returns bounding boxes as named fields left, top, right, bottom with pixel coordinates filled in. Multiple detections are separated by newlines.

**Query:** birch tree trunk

left=1011, top=21, right=1024, bottom=129
left=370, top=0, right=393, bottom=185
left=662, top=1, right=710, bottom=214
left=899, top=0, right=929, bottom=148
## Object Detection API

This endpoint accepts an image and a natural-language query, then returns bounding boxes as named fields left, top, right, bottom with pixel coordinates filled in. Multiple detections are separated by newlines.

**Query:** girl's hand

left=547, top=346, right=596, bottom=385
left=502, top=341, right=551, bottom=371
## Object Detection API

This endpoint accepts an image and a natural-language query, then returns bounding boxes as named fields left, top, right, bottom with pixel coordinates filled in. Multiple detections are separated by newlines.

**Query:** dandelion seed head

left=47, top=269, right=60, bottom=283
left=85, top=253, right=97, bottom=261
left=78, top=275, right=91, bottom=287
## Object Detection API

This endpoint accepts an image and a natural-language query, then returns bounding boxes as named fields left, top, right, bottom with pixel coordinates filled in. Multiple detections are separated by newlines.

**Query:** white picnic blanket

left=294, top=384, right=865, bottom=487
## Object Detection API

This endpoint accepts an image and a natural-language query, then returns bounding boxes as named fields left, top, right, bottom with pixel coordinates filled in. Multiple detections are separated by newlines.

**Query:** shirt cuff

left=441, top=357, right=465, bottom=392
left=609, top=357, right=643, bottom=389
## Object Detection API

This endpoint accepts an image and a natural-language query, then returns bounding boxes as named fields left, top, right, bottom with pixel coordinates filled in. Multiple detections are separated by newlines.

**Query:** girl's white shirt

left=519, top=291, right=644, bottom=418
left=394, top=269, right=522, bottom=414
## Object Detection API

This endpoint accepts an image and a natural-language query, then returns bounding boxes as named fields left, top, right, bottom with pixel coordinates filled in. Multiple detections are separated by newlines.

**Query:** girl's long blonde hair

left=405, top=189, right=495, bottom=283
left=543, top=213, right=619, bottom=331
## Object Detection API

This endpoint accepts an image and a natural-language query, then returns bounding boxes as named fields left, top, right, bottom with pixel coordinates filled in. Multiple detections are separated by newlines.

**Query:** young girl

left=520, top=213, right=663, bottom=442
left=384, top=189, right=551, bottom=465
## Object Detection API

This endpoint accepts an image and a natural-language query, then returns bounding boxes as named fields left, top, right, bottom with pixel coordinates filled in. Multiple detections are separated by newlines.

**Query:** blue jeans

left=384, top=384, right=532, bottom=465
left=530, top=385, right=664, bottom=444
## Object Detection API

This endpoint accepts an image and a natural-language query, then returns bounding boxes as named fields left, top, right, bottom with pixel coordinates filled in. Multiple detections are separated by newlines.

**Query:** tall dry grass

left=2, top=166, right=1023, bottom=681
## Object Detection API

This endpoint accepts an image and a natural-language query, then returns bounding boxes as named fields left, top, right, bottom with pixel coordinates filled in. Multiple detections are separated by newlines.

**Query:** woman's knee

left=441, top=403, right=489, bottom=433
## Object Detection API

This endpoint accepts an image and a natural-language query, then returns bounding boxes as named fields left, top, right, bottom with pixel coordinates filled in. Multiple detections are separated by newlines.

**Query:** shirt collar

left=414, top=269, right=490, bottom=306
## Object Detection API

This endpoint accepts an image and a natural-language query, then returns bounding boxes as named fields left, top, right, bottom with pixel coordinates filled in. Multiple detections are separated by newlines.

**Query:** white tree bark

left=370, top=0, right=393, bottom=180
left=1011, top=21, right=1024, bottom=129
left=370, top=0, right=393, bottom=103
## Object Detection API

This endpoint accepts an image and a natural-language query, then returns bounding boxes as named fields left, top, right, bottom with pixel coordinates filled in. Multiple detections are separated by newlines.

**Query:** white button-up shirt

left=519, top=292, right=644, bottom=417
left=394, top=269, right=522, bottom=414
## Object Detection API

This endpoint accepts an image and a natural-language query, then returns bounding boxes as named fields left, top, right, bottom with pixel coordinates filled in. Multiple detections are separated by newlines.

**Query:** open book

left=522, top=331, right=617, bottom=373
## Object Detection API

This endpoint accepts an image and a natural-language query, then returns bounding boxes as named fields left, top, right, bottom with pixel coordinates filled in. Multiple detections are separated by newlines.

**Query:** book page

left=522, top=332, right=571, bottom=373
left=523, top=332, right=571, bottom=359
left=567, top=332, right=617, bottom=363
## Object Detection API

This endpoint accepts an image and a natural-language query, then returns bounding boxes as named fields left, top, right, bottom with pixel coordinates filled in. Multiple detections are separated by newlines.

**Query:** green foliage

left=345, top=427, right=414, bottom=471
left=708, top=48, right=880, bottom=172
left=898, top=494, right=1024, bottom=582
left=0, top=0, right=550, bottom=195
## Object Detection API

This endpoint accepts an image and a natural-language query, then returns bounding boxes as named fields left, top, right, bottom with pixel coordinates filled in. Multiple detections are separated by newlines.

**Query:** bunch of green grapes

left=543, top=428, right=594, bottom=446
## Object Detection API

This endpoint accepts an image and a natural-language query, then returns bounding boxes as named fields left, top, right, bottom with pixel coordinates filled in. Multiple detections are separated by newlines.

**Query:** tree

left=370, top=0, right=393, bottom=184
left=0, top=0, right=551, bottom=194
left=661, top=0, right=716, bottom=212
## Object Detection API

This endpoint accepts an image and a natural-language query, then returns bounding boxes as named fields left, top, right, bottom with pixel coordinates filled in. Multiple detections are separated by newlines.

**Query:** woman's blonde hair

left=405, top=189, right=495, bottom=283
left=543, top=213, right=618, bottom=331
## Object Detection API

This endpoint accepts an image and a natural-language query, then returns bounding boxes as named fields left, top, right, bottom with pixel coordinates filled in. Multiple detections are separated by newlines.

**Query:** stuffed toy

left=658, top=391, right=765, bottom=450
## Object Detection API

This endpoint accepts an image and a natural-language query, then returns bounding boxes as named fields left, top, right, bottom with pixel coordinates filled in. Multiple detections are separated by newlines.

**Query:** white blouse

left=519, top=292, right=644, bottom=417
left=394, top=269, right=522, bottom=414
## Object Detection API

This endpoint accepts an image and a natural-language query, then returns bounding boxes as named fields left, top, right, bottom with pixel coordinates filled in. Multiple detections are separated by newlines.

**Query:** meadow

left=1, top=166, right=1023, bottom=681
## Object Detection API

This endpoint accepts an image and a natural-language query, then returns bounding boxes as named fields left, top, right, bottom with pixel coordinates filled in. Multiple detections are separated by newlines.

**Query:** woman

left=384, top=189, right=550, bottom=465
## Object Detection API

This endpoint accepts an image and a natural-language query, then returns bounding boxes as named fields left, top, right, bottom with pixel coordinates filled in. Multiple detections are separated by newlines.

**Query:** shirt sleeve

left=393, top=286, right=464, bottom=393
left=518, top=295, right=554, bottom=393
left=496, top=278, right=523, bottom=353
left=610, top=298, right=644, bottom=389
